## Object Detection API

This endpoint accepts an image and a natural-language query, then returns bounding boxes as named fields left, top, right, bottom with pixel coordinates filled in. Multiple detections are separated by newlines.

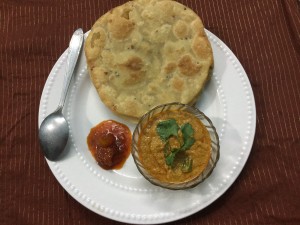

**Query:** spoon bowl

left=39, top=28, right=84, bottom=161
left=39, top=109, right=69, bottom=160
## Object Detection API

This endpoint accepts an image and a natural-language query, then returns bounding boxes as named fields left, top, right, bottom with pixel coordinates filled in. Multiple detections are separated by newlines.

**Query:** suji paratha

left=85, top=0, right=213, bottom=119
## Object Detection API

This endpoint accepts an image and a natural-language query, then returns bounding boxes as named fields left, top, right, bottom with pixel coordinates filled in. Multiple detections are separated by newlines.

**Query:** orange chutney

left=87, top=120, right=132, bottom=170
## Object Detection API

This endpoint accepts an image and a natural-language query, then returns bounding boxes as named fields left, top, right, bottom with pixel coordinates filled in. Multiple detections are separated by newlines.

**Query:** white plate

left=38, top=30, right=256, bottom=224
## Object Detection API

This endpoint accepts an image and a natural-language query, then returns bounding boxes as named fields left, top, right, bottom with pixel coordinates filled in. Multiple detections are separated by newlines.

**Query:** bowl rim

left=131, top=102, right=220, bottom=190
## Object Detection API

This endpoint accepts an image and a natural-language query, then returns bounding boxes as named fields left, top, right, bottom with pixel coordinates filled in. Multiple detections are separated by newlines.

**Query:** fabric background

left=1, top=0, right=299, bottom=224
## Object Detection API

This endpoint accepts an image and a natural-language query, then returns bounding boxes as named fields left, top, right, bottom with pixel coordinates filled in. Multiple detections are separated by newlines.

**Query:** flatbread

left=85, top=0, right=213, bottom=119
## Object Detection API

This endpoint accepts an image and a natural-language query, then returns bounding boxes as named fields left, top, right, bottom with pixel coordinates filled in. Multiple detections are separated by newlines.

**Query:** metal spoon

left=39, top=28, right=84, bottom=161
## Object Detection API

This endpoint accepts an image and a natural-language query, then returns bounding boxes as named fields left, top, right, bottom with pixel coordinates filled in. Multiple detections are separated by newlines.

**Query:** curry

left=138, top=110, right=211, bottom=183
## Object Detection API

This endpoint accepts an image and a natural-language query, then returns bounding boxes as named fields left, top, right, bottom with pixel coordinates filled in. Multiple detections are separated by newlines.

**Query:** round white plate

left=38, top=30, right=256, bottom=224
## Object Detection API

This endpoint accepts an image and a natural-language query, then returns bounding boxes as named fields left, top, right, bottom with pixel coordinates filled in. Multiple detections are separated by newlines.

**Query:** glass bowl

left=131, top=102, right=220, bottom=190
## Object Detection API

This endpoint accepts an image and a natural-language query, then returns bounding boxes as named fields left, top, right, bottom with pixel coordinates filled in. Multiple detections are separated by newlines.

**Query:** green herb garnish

left=156, top=119, right=179, bottom=141
left=180, top=123, right=195, bottom=151
left=165, top=148, right=180, bottom=166
left=156, top=119, right=195, bottom=171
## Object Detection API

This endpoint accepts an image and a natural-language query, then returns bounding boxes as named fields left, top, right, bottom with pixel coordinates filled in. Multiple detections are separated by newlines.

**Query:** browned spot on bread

left=178, top=55, right=201, bottom=76
left=91, top=28, right=106, bottom=48
left=172, top=77, right=184, bottom=91
left=164, top=62, right=176, bottom=74
left=108, top=16, right=134, bottom=40
left=173, top=20, right=189, bottom=39
left=124, top=71, right=144, bottom=85
left=91, top=33, right=100, bottom=48
left=121, top=5, right=132, bottom=19
left=192, top=34, right=212, bottom=60
left=121, top=56, right=143, bottom=71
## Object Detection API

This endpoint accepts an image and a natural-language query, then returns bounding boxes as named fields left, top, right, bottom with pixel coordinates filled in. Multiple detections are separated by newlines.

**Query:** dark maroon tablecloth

left=1, top=0, right=299, bottom=224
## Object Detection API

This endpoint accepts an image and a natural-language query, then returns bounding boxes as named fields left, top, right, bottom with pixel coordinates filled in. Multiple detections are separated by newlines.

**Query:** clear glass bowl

left=131, top=102, right=220, bottom=190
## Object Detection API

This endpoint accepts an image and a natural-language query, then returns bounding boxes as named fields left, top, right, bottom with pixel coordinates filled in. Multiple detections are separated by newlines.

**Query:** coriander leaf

left=156, top=119, right=179, bottom=141
left=181, top=156, right=193, bottom=173
left=181, top=123, right=194, bottom=137
left=165, top=148, right=180, bottom=166
left=181, top=137, right=195, bottom=151
left=180, top=123, right=195, bottom=151
left=165, top=152, right=176, bottom=166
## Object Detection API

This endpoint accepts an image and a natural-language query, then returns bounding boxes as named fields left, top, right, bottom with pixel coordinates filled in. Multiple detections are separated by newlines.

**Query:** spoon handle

left=57, top=28, right=84, bottom=110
